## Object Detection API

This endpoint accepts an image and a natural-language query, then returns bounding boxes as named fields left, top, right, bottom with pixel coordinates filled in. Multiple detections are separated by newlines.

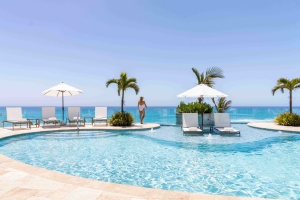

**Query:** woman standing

left=138, top=96, right=148, bottom=124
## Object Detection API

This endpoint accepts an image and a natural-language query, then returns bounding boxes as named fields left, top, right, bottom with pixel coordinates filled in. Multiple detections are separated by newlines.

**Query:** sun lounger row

left=3, top=107, right=108, bottom=130
left=182, top=113, right=240, bottom=136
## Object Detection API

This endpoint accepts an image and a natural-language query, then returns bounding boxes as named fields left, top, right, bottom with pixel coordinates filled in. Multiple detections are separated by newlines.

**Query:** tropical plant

left=271, top=78, right=300, bottom=114
left=274, top=112, right=300, bottom=126
left=106, top=72, right=139, bottom=113
left=192, top=67, right=224, bottom=87
left=109, top=111, right=134, bottom=126
left=191, top=67, right=224, bottom=103
left=176, top=101, right=213, bottom=114
left=212, top=97, right=232, bottom=113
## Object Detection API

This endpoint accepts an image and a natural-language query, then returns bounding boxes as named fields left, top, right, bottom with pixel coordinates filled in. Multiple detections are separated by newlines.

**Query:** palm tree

left=192, top=67, right=224, bottom=103
left=212, top=97, right=232, bottom=113
left=106, top=72, right=139, bottom=113
left=271, top=78, right=300, bottom=114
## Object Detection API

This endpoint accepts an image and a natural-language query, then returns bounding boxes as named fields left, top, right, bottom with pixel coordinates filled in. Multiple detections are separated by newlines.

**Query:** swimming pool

left=0, top=125, right=299, bottom=199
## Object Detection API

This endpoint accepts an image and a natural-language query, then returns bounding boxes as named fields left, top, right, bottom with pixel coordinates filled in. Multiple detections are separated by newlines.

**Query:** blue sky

left=0, top=0, right=300, bottom=107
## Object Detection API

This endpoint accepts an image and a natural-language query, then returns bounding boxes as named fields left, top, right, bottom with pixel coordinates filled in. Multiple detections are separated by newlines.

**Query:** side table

left=27, top=118, right=40, bottom=128
left=83, top=116, right=94, bottom=125
left=201, top=125, right=213, bottom=133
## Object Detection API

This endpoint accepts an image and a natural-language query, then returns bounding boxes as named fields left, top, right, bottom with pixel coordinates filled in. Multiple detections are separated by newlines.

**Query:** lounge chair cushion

left=183, top=127, right=202, bottom=132
left=216, top=127, right=239, bottom=132
left=21, top=118, right=28, bottom=121
left=189, top=127, right=198, bottom=131
left=11, top=118, right=28, bottom=122
left=224, top=127, right=234, bottom=131
left=183, top=128, right=189, bottom=132
left=73, top=117, right=81, bottom=120
left=94, top=117, right=107, bottom=120
left=48, top=117, right=57, bottom=120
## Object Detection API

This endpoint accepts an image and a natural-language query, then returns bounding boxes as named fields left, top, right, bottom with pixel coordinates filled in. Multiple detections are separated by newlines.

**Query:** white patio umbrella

left=177, top=84, right=228, bottom=128
left=177, top=84, right=228, bottom=98
left=42, top=82, right=83, bottom=121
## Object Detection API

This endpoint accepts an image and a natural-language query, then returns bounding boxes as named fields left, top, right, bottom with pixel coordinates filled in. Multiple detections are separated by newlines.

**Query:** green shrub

left=176, top=101, right=213, bottom=114
left=109, top=111, right=134, bottom=126
left=274, top=112, right=300, bottom=126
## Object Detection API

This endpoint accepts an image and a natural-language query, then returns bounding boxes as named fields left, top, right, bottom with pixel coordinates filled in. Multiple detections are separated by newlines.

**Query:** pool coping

left=0, top=124, right=271, bottom=200
left=248, top=122, right=300, bottom=132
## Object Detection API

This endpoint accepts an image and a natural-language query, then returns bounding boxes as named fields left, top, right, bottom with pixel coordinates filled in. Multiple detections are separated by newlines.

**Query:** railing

left=228, top=107, right=300, bottom=123
left=1, top=107, right=300, bottom=127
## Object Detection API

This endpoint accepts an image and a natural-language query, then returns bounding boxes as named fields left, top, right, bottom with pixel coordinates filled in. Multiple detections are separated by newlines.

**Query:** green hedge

left=274, top=112, right=300, bottom=126
left=109, top=111, right=134, bottom=126
left=176, top=101, right=213, bottom=114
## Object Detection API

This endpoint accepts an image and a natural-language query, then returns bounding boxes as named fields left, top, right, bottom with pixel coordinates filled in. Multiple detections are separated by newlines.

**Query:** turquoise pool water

left=0, top=124, right=299, bottom=199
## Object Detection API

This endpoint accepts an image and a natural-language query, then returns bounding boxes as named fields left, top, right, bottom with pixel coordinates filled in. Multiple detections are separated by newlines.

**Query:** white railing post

left=77, top=112, right=79, bottom=129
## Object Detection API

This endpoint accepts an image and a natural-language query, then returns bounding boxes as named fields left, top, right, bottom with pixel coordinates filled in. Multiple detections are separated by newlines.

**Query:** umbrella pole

left=62, top=92, right=64, bottom=122
left=202, top=112, right=204, bottom=129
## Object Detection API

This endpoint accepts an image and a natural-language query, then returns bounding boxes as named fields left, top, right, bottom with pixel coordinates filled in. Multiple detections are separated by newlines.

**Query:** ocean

left=1, top=106, right=300, bottom=126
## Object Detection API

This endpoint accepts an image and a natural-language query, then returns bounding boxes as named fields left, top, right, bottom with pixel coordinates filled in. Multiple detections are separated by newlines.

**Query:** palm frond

left=204, top=79, right=214, bottom=87
left=106, top=79, right=119, bottom=88
left=217, top=98, right=225, bottom=113
left=294, top=84, right=300, bottom=89
left=224, top=99, right=232, bottom=110
left=192, top=68, right=202, bottom=84
left=203, top=67, right=224, bottom=87
left=126, top=83, right=140, bottom=94
left=291, top=78, right=300, bottom=88
left=212, top=98, right=217, bottom=111
left=272, top=85, right=285, bottom=95
left=120, top=72, right=127, bottom=79
left=212, top=97, right=231, bottom=113
left=200, top=72, right=205, bottom=84
left=277, top=78, right=289, bottom=85
left=206, top=66, right=224, bottom=79
left=192, top=67, right=224, bottom=87
left=125, top=78, right=137, bottom=85
left=120, top=72, right=128, bottom=88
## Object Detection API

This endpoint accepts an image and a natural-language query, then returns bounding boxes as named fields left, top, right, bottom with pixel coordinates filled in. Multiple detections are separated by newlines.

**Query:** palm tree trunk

left=290, top=90, right=292, bottom=114
left=121, top=90, right=124, bottom=113
left=212, top=98, right=218, bottom=113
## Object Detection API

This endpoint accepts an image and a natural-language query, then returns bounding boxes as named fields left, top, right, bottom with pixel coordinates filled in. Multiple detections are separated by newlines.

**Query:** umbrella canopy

left=42, top=82, right=83, bottom=96
left=177, top=84, right=227, bottom=98
left=42, top=82, right=83, bottom=122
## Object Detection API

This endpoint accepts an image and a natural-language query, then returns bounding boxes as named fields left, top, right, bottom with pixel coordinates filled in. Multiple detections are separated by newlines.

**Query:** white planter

left=176, top=113, right=214, bottom=126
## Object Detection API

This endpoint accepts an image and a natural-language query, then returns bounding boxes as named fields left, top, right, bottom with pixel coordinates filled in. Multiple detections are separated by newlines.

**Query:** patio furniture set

left=2, top=107, right=108, bottom=130
left=182, top=113, right=240, bottom=136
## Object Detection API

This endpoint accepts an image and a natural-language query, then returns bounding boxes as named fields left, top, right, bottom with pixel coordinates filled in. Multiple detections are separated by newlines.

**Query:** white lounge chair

left=213, top=113, right=240, bottom=136
left=41, top=107, right=60, bottom=127
left=182, top=113, right=203, bottom=135
left=67, top=107, right=85, bottom=126
left=93, top=107, right=108, bottom=126
left=3, top=107, right=30, bottom=130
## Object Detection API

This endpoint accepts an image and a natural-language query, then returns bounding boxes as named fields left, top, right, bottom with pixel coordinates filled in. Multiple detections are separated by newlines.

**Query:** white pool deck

left=248, top=122, right=300, bottom=132
left=0, top=123, right=271, bottom=200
